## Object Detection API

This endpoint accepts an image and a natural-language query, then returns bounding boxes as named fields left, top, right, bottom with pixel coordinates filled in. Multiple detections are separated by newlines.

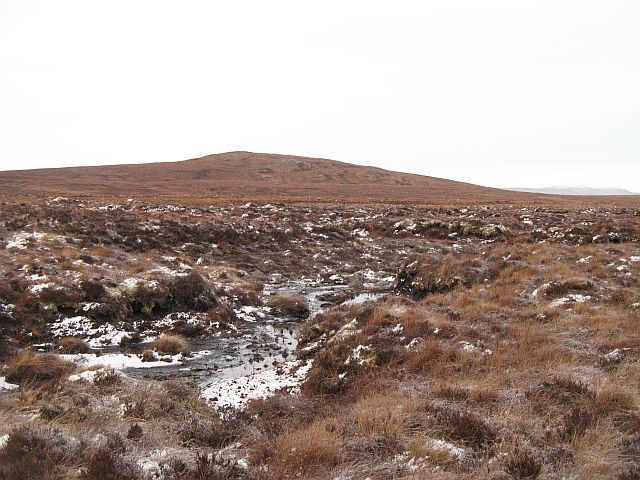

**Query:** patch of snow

left=138, top=459, right=160, bottom=474
left=150, top=266, right=189, bottom=277
left=155, top=311, right=202, bottom=328
left=0, top=304, right=14, bottom=316
left=389, top=452, right=425, bottom=472
left=29, top=282, right=54, bottom=294
left=50, top=316, right=131, bottom=347
left=5, top=231, right=45, bottom=249
left=28, top=273, right=48, bottom=281
left=424, top=438, right=466, bottom=459
left=299, top=335, right=326, bottom=353
left=81, top=302, right=102, bottom=312
left=531, top=282, right=551, bottom=298
left=345, top=344, right=374, bottom=365
left=60, top=350, right=210, bottom=370
left=549, top=294, right=591, bottom=308
left=121, top=278, right=140, bottom=290
left=603, top=348, right=630, bottom=364
left=459, top=341, right=493, bottom=356
left=68, top=368, right=127, bottom=382
left=202, top=360, right=313, bottom=410
left=234, top=305, right=270, bottom=322
left=0, top=376, right=19, bottom=392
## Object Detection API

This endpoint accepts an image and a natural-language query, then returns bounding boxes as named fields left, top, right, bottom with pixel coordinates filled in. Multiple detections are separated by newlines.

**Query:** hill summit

left=1, top=151, right=636, bottom=205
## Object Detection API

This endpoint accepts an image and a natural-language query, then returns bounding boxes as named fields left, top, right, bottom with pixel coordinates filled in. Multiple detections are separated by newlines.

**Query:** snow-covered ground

left=50, top=316, right=133, bottom=347
left=0, top=377, right=19, bottom=392
left=60, top=350, right=212, bottom=370
left=549, top=294, right=591, bottom=308
left=68, top=368, right=127, bottom=382
left=201, top=359, right=313, bottom=410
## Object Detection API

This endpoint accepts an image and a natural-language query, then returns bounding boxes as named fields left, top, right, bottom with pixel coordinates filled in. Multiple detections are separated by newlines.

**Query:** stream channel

left=125, top=282, right=387, bottom=388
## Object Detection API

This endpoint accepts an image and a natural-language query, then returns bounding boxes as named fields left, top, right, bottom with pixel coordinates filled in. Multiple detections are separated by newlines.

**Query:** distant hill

left=510, top=186, right=638, bottom=196
left=0, top=151, right=637, bottom=205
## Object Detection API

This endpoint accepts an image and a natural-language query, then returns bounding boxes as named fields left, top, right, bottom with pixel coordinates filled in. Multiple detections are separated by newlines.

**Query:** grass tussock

left=5, top=351, right=71, bottom=384
left=259, top=420, right=343, bottom=477
left=153, top=334, right=190, bottom=355
left=57, top=336, right=91, bottom=354
left=267, top=294, right=310, bottom=319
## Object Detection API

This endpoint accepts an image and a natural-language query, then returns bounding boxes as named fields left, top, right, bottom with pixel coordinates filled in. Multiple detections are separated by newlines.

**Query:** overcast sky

left=1, top=1, right=639, bottom=191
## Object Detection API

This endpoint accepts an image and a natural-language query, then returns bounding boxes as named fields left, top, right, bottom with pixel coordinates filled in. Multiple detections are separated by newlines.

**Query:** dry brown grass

left=259, top=419, right=343, bottom=477
left=1, top=200, right=639, bottom=479
left=56, top=246, right=81, bottom=260
left=283, top=241, right=639, bottom=477
left=5, top=351, right=72, bottom=385
left=574, top=421, right=626, bottom=479
left=153, top=334, right=190, bottom=355
left=267, top=294, right=310, bottom=319
left=56, top=336, right=91, bottom=354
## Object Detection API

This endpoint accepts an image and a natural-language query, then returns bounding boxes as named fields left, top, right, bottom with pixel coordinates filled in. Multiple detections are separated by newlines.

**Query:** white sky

left=1, top=1, right=639, bottom=191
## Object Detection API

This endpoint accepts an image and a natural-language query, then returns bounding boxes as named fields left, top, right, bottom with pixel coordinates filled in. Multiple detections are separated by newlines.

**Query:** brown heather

left=0, top=181, right=638, bottom=479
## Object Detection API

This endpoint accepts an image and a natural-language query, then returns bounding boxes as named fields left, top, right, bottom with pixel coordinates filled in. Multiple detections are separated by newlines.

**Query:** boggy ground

left=0, top=198, right=638, bottom=479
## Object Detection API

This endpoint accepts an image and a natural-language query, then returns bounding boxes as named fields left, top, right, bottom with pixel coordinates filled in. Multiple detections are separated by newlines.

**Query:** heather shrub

left=82, top=437, right=140, bottom=480
left=394, top=253, right=489, bottom=299
left=505, top=445, right=542, bottom=479
left=177, top=415, right=238, bottom=448
left=430, top=405, right=497, bottom=449
left=126, top=423, right=143, bottom=440
left=80, top=279, right=106, bottom=302
left=39, top=402, right=66, bottom=420
left=0, top=425, right=80, bottom=480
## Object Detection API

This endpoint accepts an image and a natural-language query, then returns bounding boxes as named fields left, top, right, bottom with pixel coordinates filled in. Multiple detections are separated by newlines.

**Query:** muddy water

left=125, top=283, right=388, bottom=386
left=125, top=322, right=299, bottom=385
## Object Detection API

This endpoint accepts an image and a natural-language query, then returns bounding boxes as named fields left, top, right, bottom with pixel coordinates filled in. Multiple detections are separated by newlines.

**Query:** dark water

left=125, top=283, right=388, bottom=386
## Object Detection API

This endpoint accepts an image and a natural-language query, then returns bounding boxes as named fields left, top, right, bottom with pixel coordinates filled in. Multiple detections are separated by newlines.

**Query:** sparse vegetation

left=5, top=351, right=71, bottom=384
left=0, top=197, right=638, bottom=479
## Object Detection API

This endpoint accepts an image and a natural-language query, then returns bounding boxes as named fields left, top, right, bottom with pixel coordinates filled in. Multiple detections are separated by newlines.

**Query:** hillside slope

left=0, top=151, right=637, bottom=205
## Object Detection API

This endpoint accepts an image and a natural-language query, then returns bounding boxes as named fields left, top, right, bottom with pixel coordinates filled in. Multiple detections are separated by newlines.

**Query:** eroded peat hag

left=0, top=199, right=638, bottom=479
